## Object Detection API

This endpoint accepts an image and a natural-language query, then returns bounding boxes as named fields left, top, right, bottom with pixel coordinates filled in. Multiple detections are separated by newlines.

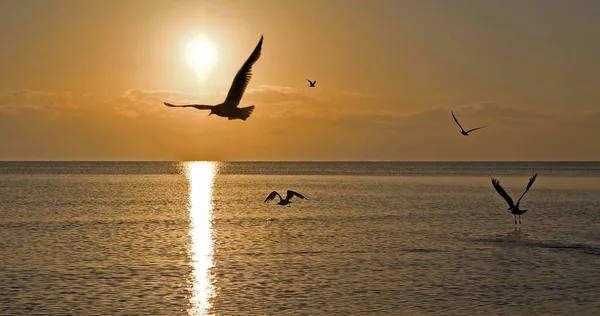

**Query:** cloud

left=0, top=88, right=599, bottom=161
left=243, top=85, right=376, bottom=110
left=255, top=101, right=600, bottom=160
left=245, top=84, right=314, bottom=106
left=0, top=90, right=92, bottom=114
left=0, top=89, right=203, bottom=160
left=456, top=103, right=555, bottom=121
left=338, top=90, right=376, bottom=99
left=120, top=89, right=200, bottom=105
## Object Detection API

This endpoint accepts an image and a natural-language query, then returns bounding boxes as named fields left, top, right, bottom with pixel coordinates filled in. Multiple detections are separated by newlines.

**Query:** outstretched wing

left=515, top=173, right=537, bottom=206
left=307, top=79, right=313, bottom=85
left=223, top=35, right=263, bottom=107
left=491, top=178, right=515, bottom=208
left=164, top=102, right=213, bottom=110
left=465, top=125, right=488, bottom=133
left=264, top=191, right=282, bottom=203
left=285, top=190, right=307, bottom=201
left=451, top=111, right=465, bottom=132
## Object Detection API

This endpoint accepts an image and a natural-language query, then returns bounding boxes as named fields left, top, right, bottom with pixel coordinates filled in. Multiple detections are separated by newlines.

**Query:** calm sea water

left=0, top=162, right=599, bottom=315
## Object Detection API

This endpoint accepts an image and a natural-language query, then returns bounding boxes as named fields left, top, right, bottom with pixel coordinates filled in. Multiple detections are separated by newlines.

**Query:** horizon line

left=1, top=160, right=599, bottom=163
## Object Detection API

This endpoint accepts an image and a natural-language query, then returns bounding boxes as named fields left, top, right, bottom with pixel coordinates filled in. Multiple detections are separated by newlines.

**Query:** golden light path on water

left=184, top=161, right=217, bottom=315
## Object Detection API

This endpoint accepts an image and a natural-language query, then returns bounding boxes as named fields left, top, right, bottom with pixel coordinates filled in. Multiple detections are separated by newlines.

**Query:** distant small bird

left=451, top=111, right=487, bottom=136
left=264, top=190, right=307, bottom=207
left=307, top=79, right=316, bottom=87
left=491, top=174, right=537, bottom=225
left=164, top=35, right=264, bottom=121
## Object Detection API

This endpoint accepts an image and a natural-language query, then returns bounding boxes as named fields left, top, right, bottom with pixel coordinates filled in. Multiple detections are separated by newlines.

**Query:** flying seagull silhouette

left=307, top=79, right=316, bottom=87
left=451, top=111, right=487, bottom=136
left=491, top=174, right=537, bottom=225
left=164, top=35, right=263, bottom=121
left=264, top=190, right=307, bottom=207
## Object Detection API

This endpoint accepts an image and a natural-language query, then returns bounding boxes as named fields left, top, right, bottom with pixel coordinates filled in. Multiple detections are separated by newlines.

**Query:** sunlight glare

left=185, top=36, right=218, bottom=75
left=185, top=161, right=217, bottom=316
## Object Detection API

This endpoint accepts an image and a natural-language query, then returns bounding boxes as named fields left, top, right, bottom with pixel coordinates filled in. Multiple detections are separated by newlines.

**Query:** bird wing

left=223, top=35, right=263, bottom=108
left=307, top=79, right=313, bottom=85
left=164, top=102, right=213, bottom=110
left=515, top=173, right=537, bottom=206
left=491, top=178, right=515, bottom=208
left=264, top=191, right=282, bottom=203
left=285, top=190, right=307, bottom=201
left=465, top=125, right=488, bottom=133
left=451, top=111, right=465, bottom=132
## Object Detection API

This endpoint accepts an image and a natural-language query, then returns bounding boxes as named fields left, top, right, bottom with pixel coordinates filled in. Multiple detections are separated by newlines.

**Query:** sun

left=185, top=36, right=218, bottom=74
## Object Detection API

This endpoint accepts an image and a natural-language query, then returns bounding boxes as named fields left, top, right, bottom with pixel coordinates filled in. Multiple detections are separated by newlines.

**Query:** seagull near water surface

left=164, top=35, right=264, bottom=121
left=451, top=111, right=487, bottom=136
left=491, top=174, right=538, bottom=225
left=264, top=190, right=308, bottom=207
left=307, top=79, right=316, bottom=87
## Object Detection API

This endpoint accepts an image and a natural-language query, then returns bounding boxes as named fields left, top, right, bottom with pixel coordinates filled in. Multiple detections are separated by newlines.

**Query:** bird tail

left=239, top=105, right=255, bottom=121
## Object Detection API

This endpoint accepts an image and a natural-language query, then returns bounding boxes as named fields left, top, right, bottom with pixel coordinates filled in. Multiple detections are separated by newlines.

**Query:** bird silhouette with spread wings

left=451, top=111, right=487, bottom=136
left=307, top=79, right=316, bottom=87
left=164, top=35, right=264, bottom=121
left=264, top=190, right=307, bottom=207
left=491, top=174, right=537, bottom=225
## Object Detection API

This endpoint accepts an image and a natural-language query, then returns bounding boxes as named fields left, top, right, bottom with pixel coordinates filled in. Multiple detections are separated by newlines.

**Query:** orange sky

left=1, top=0, right=599, bottom=160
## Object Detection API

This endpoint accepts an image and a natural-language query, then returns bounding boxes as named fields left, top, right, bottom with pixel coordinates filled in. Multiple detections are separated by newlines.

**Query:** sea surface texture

left=1, top=162, right=599, bottom=315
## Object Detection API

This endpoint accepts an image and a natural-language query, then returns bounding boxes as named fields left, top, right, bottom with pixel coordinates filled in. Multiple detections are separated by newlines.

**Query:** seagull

left=451, top=111, right=487, bottom=136
left=264, top=190, right=307, bottom=207
left=491, top=174, right=537, bottom=225
left=307, top=79, right=316, bottom=87
left=164, top=35, right=264, bottom=121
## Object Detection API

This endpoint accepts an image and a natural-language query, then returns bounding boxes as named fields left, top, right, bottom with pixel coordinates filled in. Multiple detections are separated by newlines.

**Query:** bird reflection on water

left=184, top=162, right=218, bottom=315
left=512, top=227, right=522, bottom=239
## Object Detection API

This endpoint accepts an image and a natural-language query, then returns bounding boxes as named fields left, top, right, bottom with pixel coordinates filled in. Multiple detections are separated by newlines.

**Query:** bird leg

left=514, top=214, right=517, bottom=225
left=518, top=215, right=521, bottom=225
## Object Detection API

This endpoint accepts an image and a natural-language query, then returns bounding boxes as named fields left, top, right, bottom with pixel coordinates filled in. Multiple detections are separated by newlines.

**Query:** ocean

left=0, top=162, right=599, bottom=315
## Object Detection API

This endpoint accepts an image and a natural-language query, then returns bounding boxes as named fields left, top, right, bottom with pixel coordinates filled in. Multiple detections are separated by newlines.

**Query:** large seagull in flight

left=491, top=174, right=538, bottom=225
left=164, top=35, right=264, bottom=121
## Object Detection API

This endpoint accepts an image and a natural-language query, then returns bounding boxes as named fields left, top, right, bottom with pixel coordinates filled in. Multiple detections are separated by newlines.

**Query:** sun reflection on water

left=184, top=161, right=217, bottom=315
